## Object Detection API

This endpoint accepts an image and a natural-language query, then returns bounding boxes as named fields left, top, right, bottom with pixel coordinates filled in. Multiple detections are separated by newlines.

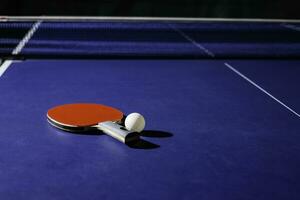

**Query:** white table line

left=280, top=23, right=300, bottom=32
left=167, top=23, right=215, bottom=57
left=225, top=62, right=300, bottom=118
left=0, top=20, right=42, bottom=77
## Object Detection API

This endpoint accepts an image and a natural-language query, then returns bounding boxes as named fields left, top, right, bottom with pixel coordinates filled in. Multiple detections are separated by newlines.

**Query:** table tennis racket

left=47, top=103, right=139, bottom=144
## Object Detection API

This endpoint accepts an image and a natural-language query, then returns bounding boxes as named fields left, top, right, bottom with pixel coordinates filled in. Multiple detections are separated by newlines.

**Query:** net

left=0, top=20, right=300, bottom=59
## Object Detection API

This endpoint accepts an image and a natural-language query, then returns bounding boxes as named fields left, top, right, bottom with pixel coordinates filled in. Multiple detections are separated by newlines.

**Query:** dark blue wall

left=0, top=0, right=299, bottom=19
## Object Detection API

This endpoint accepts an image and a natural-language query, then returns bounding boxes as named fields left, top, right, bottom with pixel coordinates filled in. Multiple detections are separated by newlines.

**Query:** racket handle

left=98, top=121, right=139, bottom=144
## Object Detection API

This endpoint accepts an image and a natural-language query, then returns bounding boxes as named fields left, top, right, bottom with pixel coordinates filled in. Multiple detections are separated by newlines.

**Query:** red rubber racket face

left=47, top=103, right=123, bottom=131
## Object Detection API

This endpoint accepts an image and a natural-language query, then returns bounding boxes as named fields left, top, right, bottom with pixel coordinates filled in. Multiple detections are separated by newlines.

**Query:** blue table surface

left=0, top=20, right=300, bottom=199
left=0, top=59, right=299, bottom=200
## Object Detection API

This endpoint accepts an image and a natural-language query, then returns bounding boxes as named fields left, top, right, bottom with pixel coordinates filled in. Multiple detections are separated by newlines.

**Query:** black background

left=0, top=0, right=299, bottom=19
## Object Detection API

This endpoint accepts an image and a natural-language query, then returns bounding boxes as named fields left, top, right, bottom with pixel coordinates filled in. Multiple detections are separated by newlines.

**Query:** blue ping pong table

left=0, top=18, right=300, bottom=200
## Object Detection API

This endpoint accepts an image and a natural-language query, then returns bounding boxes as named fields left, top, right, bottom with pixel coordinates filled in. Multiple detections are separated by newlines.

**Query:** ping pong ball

left=125, top=113, right=145, bottom=133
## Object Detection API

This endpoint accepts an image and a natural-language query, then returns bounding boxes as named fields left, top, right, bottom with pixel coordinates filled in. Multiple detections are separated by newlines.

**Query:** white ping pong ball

left=125, top=113, right=145, bottom=133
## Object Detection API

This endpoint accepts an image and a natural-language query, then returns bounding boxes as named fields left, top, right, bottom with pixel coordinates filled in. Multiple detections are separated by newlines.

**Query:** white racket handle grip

left=98, top=121, right=139, bottom=144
